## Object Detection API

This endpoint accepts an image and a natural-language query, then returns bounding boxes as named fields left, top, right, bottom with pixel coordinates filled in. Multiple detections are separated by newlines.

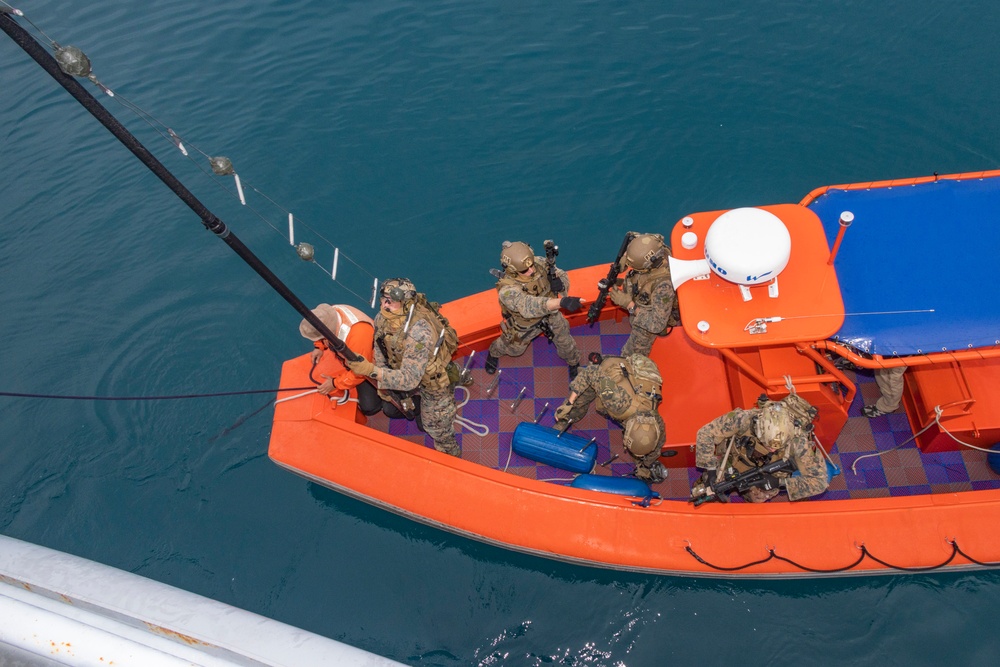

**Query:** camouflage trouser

left=488, top=312, right=581, bottom=365
left=421, top=384, right=460, bottom=456
left=621, top=323, right=657, bottom=357
left=553, top=386, right=599, bottom=431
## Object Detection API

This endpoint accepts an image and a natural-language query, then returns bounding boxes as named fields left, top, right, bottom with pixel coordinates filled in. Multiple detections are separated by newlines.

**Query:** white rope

left=503, top=437, right=515, bottom=472
left=274, top=388, right=359, bottom=406
left=275, top=389, right=318, bottom=404
left=934, top=407, right=1000, bottom=454
left=851, top=405, right=946, bottom=474
left=453, top=385, right=489, bottom=436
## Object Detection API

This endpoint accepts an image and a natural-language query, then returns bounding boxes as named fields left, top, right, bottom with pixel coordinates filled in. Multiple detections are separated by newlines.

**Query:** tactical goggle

left=381, top=287, right=405, bottom=302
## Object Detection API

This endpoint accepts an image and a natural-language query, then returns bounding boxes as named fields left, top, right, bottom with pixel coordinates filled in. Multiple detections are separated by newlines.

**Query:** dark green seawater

left=3, top=1, right=1000, bottom=664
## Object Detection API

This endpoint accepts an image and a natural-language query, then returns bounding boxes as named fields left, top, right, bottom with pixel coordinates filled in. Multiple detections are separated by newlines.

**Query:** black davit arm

left=1, top=13, right=359, bottom=361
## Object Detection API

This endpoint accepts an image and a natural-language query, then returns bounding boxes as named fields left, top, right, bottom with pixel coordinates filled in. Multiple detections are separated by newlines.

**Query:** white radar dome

left=703, top=207, right=791, bottom=285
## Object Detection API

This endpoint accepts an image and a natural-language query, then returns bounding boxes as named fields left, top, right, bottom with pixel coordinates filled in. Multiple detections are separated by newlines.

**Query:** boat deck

left=365, top=318, right=1000, bottom=502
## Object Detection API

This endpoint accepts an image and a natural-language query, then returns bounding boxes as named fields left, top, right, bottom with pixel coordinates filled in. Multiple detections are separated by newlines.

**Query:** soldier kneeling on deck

left=553, top=353, right=667, bottom=483
left=691, top=395, right=829, bottom=503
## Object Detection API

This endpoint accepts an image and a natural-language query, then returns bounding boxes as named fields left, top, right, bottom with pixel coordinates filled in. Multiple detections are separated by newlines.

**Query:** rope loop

left=685, top=539, right=1000, bottom=574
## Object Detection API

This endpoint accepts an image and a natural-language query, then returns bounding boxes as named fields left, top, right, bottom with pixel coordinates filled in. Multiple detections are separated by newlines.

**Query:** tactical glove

left=554, top=400, right=574, bottom=422
left=608, top=289, right=631, bottom=308
left=548, top=276, right=565, bottom=294
left=758, top=473, right=781, bottom=491
left=346, top=358, right=376, bottom=379
left=559, top=296, right=583, bottom=313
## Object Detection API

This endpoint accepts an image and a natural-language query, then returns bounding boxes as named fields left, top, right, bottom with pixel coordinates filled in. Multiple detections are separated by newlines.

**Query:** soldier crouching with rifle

left=553, top=353, right=668, bottom=483
left=690, top=397, right=830, bottom=504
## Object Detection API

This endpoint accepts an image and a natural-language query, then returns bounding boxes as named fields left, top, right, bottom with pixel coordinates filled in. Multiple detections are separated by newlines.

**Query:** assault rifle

left=543, top=239, right=564, bottom=294
left=587, top=231, right=636, bottom=324
left=690, top=458, right=795, bottom=506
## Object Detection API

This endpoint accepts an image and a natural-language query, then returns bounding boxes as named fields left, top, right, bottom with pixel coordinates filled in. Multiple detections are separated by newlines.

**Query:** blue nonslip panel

left=808, top=175, right=1000, bottom=357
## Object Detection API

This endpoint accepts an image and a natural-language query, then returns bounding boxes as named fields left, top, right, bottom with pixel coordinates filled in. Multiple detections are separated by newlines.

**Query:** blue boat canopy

left=807, top=175, right=1000, bottom=357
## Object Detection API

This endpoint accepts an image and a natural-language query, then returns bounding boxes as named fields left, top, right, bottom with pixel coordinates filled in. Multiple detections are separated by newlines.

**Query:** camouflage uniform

left=694, top=408, right=828, bottom=502
left=556, top=357, right=665, bottom=480
left=620, top=266, right=677, bottom=357
left=489, top=260, right=581, bottom=365
left=373, top=314, right=460, bottom=456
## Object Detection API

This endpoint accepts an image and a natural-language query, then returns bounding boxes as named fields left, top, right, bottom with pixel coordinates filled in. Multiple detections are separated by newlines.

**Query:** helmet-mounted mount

left=381, top=278, right=417, bottom=304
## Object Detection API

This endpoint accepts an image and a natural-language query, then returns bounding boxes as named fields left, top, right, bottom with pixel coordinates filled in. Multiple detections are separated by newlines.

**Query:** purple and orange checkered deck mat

left=366, top=319, right=1000, bottom=502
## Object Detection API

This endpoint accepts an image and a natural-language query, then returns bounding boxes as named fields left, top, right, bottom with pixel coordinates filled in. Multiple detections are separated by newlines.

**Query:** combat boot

left=635, top=461, right=667, bottom=484
left=568, top=364, right=579, bottom=381
left=485, top=354, right=500, bottom=374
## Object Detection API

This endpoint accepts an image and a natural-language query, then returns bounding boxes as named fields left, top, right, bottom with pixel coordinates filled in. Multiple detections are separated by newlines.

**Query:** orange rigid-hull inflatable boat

left=269, top=170, right=1000, bottom=578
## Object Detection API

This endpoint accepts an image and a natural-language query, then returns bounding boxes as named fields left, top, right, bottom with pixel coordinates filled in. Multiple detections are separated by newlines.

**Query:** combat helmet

left=623, top=411, right=663, bottom=457
left=500, top=241, right=535, bottom=276
left=754, top=402, right=795, bottom=450
left=624, top=233, right=666, bottom=271
left=380, top=277, right=417, bottom=305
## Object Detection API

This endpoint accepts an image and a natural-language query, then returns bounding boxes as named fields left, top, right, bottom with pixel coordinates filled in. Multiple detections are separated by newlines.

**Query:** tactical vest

left=376, top=295, right=459, bottom=391
left=624, top=264, right=680, bottom=330
left=593, top=355, right=663, bottom=422
left=721, top=431, right=786, bottom=476
left=722, top=395, right=819, bottom=475
left=495, top=262, right=553, bottom=341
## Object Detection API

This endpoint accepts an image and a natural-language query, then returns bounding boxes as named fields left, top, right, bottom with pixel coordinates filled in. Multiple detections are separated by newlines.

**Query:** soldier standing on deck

left=862, top=365, right=908, bottom=418
left=606, top=233, right=679, bottom=357
left=346, top=278, right=462, bottom=457
left=485, top=241, right=586, bottom=380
